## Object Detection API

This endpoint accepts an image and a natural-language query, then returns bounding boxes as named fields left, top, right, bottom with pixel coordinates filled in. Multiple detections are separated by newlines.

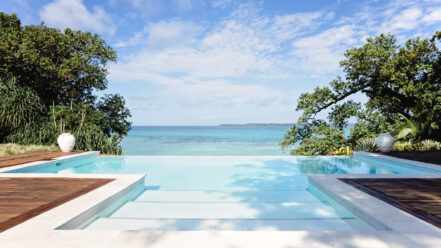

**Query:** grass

left=0, top=143, right=59, bottom=156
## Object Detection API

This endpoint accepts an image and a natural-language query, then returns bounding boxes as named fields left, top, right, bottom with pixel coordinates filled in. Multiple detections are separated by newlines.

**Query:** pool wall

left=353, top=152, right=441, bottom=173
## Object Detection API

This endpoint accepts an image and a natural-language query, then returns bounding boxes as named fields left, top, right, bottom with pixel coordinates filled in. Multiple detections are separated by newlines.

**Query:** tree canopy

left=281, top=33, right=441, bottom=155
left=0, top=12, right=117, bottom=106
left=0, top=13, right=131, bottom=154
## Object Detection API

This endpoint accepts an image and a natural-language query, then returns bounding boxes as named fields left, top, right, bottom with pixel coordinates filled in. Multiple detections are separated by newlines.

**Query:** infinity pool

left=6, top=154, right=440, bottom=231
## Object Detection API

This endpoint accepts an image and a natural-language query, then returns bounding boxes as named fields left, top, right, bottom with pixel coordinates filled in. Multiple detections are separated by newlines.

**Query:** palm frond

left=396, top=127, right=414, bottom=140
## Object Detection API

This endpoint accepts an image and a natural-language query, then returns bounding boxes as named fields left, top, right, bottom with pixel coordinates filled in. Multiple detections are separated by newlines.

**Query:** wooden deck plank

left=342, top=178, right=441, bottom=229
left=0, top=151, right=79, bottom=169
left=379, top=151, right=441, bottom=165
left=0, top=177, right=113, bottom=232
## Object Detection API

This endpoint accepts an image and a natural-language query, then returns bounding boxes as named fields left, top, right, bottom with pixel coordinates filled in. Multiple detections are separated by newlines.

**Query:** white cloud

left=129, top=0, right=162, bottom=10
left=114, top=20, right=201, bottom=48
left=123, top=0, right=199, bottom=16
left=108, top=3, right=337, bottom=106
left=380, top=7, right=423, bottom=32
left=146, top=20, right=202, bottom=48
left=165, top=79, right=279, bottom=107
left=174, top=0, right=201, bottom=11
left=212, top=0, right=233, bottom=8
left=290, top=25, right=359, bottom=73
left=114, top=32, right=144, bottom=48
left=109, top=0, right=441, bottom=109
left=422, top=7, right=441, bottom=23
left=267, top=11, right=324, bottom=44
left=39, top=0, right=116, bottom=34
left=110, top=67, right=279, bottom=107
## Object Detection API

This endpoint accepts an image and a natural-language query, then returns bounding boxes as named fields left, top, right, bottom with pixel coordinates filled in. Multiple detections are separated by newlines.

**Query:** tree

left=97, top=94, right=132, bottom=136
left=0, top=12, right=117, bottom=106
left=0, top=13, right=131, bottom=141
left=281, top=33, right=441, bottom=155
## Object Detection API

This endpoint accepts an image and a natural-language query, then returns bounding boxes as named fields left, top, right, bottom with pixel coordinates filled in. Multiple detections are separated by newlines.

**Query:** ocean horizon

left=121, top=125, right=293, bottom=156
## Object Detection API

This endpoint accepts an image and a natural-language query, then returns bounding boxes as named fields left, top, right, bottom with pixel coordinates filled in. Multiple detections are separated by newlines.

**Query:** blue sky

left=2, top=0, right=441, bottom=125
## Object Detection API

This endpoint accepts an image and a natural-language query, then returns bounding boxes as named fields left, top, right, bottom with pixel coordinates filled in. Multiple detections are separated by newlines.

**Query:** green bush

left=393, top=141, right=417, bottom=152
left=6, top=122, right=124, bottom=155
left=0, top=77, right=45, bottom=140
left=355, top=137, right=378, bottom=152
left=74, top=128, right=124, bottom=155
left=0, top=143, right=59, bottom=156
left=420, top=140, right=441, bottom=151
left=6, top=122, right=58, bottom=145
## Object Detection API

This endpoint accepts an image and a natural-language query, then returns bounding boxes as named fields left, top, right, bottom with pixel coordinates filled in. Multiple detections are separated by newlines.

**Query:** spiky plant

left=355, top=137, right=378, bottom=152
left=420, top=139, right=441, bottom=151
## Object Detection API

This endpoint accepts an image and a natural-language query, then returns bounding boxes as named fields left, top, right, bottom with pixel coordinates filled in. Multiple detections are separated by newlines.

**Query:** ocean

left=121, top=126, right=292, bottom=156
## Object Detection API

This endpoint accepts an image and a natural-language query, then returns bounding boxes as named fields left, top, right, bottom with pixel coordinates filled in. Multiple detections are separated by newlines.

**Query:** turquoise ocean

left=121, top=126, right=292, bottom=155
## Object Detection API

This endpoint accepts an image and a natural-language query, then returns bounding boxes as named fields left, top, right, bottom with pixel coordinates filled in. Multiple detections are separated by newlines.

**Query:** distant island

left=219, top=123, right=295, bottom=126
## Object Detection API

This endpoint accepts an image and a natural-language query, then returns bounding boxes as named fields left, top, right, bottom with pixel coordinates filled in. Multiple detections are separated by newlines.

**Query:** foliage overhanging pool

left=5, top=154, right=441, bottom=231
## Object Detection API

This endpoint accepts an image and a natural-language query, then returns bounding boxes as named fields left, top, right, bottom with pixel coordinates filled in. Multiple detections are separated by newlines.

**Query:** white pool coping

left=309, top=174, right=441, bottom=233
left=0, top=173, right=145, bottom=231
left=1, top=152, right=441, bottom=247
left=0, top=151, right=100, bottom=173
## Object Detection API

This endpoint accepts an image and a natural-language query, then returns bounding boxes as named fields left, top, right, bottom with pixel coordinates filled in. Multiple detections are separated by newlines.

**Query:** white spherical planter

left=57, top=133, right=75, bottom=152
left=376, top=133, right=394, bottom=152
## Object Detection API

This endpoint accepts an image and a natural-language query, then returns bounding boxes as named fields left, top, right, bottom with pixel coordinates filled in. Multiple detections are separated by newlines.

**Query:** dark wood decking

left=0, top=177, right=113, bottom=232
left=342, top=178, right=441, bottom=229
left=0, top=151, right=78, bottom=169
left=378, top=151, right=441, bottom=165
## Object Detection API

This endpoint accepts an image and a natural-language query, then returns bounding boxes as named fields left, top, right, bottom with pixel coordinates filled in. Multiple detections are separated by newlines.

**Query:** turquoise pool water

left=7, top=154, right=440, bottom=231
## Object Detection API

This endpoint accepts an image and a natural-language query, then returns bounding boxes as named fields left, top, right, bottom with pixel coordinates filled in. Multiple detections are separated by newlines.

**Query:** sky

left=2, top=0, right=441, bottom=125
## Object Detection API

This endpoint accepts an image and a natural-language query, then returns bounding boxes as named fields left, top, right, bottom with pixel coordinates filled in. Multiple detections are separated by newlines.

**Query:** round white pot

left=57, top=133, right=75, bottom=152
left=376, top=133, right=394, bottom=152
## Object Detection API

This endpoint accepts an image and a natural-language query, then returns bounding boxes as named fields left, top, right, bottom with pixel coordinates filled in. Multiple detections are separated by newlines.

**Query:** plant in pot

left=53, top=104, right=76, bottom=152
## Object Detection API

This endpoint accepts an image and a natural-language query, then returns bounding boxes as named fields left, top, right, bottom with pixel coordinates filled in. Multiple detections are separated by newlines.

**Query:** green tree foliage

left=281, top=33, right=441, bottom=155
left=0, top=13, right=131, bottom=154
left=97, top=94, right=131, bottom=136
left=0, top=12, right=116, bottom=106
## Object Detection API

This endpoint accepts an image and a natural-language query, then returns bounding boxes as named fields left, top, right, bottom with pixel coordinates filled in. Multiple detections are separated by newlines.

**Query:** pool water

left=7, top=155, right=440, bottom=231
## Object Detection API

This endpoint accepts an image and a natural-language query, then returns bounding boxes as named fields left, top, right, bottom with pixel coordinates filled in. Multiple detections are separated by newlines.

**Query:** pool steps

left=86, top=189, right=367, bottom=231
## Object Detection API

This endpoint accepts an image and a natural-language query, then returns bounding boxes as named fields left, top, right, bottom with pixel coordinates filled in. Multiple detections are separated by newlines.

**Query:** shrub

left=355, top=137, right=378, bottom=152
left=393, top=141, right=417, bottom=152
left=6, top=122, right=58, bottom=146
left=0, top=77, right=45, bottom=140
left=0, top=143, right=58, bottom=156
left=7, top=122, right=124, bottom=155
left=420, top=139, right=441, bottom=151
left=74, top=128, right=124, bottom=155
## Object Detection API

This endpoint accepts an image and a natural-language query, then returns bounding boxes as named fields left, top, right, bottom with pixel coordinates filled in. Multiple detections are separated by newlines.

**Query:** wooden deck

left=0, top=177, right=113, bottom=232
left=379, top=151, right=441, bottom=165
left=0, top=151, right=78, bottom=169
left=342, top=178, right=441, bottom=229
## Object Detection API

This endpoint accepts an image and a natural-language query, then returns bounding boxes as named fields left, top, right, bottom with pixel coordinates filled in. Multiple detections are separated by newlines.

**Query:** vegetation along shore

left=0, top=13, right=131, bottom=155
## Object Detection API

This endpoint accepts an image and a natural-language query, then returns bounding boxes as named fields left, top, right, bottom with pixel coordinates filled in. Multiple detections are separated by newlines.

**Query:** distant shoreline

left=219, top=123, right=294, bottom=126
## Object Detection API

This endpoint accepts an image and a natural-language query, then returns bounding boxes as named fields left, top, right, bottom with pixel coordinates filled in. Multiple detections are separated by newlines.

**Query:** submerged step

left=110, top=202, right=353, bottom=219
left=87, top=218, right=354, bottom=231
left=145, top=175, right=310, bottom=191
left=135, top=190, right=322, bottom=203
